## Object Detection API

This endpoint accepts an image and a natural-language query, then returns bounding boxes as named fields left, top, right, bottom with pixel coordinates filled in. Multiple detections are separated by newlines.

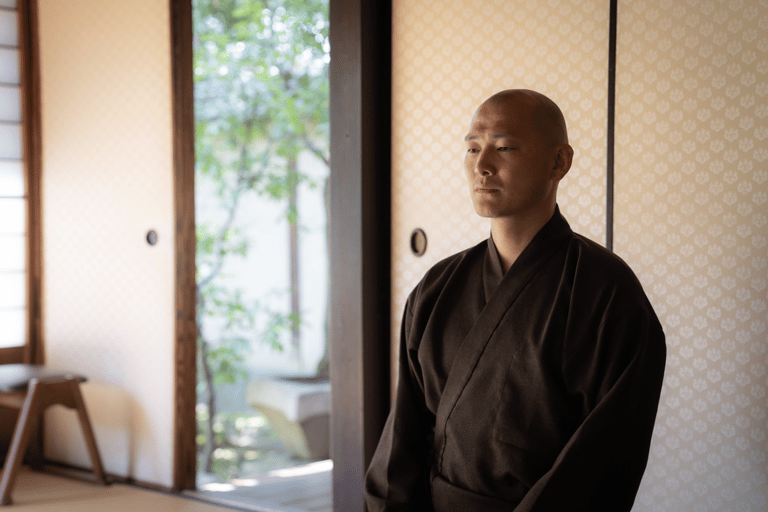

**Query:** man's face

left=464, top=97, right=560, bottom=221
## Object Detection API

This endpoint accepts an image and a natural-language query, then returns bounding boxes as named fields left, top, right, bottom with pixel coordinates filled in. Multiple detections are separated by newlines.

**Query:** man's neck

left=490, top=205, right=556, bottom=273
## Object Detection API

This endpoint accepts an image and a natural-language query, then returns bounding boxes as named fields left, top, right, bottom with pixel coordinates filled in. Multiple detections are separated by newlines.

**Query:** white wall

left=38, top=0, right=175, bottom=488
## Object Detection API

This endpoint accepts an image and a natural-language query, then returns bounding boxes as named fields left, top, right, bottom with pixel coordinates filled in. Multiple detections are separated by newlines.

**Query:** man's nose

left=475, top=148, right=495, bottom=176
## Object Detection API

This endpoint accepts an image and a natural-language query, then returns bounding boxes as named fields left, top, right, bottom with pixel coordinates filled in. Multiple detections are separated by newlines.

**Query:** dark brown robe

left=365, top=208, right=666, bottom=511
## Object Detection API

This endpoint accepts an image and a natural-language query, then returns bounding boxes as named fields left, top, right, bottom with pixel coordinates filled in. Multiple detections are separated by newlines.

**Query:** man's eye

left=467, top=148, right=479, bottom=153
left=497, top=146, right=515, bottom=151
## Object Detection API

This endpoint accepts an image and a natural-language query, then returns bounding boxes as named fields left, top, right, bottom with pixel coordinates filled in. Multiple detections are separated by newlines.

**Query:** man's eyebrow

left=464, top=133, right=516, bottom=141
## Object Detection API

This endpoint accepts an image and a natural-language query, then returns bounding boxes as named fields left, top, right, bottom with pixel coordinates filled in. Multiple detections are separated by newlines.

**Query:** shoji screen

left=0, top=1, right=26, bottom=351
left=615, top=1, right=767, bottom=509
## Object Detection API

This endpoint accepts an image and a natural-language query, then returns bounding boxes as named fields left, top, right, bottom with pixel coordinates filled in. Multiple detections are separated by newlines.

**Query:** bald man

left=364, top=90, right=666, bottom=511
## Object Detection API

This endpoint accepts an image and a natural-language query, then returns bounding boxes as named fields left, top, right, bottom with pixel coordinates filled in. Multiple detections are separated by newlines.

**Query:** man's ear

left=551, top=144, right=573, bottom=181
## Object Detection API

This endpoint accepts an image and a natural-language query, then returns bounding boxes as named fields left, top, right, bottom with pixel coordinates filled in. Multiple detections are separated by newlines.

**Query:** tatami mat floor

left=4, top=468, right=238, bottom=512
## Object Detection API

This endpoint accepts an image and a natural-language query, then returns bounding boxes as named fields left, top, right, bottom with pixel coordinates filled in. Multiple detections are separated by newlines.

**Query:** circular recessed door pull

left=410, top=228, right=427, bottom=256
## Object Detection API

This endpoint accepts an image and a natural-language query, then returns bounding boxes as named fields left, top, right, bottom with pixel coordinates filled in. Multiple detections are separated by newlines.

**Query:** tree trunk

left=315, top=174, right=331, bottom=378
left=197, top=318, right=218, bottom=473
left=288, top=156, right=303, bottom=370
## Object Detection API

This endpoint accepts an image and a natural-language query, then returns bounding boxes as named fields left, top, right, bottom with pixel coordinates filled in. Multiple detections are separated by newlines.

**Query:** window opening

left=192, top=1, right=331, bottom=510
left=0, top=1, right=27, bottom=351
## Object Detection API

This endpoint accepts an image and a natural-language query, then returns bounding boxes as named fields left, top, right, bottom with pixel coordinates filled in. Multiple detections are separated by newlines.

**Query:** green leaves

left=193, top=0, right=330, bottom=178
left=207, top=343, right=249, bottom=386
left=262, top=310, right=301, bottom=352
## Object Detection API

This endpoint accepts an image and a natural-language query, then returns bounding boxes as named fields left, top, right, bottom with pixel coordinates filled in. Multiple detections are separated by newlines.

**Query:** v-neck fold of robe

left=364, top=208, right=666, bottom=512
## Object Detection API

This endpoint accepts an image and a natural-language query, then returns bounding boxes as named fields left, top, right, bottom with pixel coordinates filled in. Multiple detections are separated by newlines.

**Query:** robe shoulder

left=565, top=233, right=658, bottom=316
left=569, top=233, right=645, bottom=286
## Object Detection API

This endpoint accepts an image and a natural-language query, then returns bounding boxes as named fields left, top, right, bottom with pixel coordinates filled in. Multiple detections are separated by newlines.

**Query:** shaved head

left=463, top=88, right=574, bottom=226
left=478, top=89, right=569, bottom=146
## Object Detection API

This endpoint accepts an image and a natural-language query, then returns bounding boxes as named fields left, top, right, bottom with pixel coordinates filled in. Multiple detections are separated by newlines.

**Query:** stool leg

left=67, top=379, right=107, bottom=485
left=0, top=381, right=43, bottom=506
left=24, top=412, right=45, bottom=472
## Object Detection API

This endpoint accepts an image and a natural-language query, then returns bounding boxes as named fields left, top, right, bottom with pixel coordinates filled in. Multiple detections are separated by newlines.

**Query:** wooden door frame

left=328, top=1, right=392, bottom=510
left=170, top=0, right=197, bottom=492
left=0, top=0, right=44, bottom=367
left=0, top=0, right=43, bottom=458
left=170, top=1, right=393, bottom=507
left=0, top=0, right=44, bottom=364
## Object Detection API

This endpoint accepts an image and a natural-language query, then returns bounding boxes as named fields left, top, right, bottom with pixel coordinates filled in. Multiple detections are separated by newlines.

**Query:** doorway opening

left=192, top=1, right=330, bottom=510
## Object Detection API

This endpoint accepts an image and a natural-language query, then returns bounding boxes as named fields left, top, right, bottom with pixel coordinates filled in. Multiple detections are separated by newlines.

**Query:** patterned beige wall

left=392, top=0, right=767, bottom=510
left=38, top=0, right=175, bottom=487
left=391, top=0, right=611, bottom=373
left=615, top=0, right=768, bottom=510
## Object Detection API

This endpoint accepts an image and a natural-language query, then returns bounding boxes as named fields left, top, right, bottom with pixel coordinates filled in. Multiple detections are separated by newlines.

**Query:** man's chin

left=472, top=204, right=511, bottom=219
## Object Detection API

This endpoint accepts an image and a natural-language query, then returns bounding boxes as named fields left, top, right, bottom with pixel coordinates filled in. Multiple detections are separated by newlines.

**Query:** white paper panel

left=0, top=85, right=21, bottom=122
left=0, top=10, right=17, bottom=47
left=0, top=123, right=21, bottom=159
left=0, top=234, right=24, bottom=271
left=0, top=272, right=24, bottom=309
left=0, top=197, right=23, bottom=233
left=0, top=308, right=25, bottom=348
left=0, top=48, right=19, bottom=85
left=0, top=160, right=23, bottom=196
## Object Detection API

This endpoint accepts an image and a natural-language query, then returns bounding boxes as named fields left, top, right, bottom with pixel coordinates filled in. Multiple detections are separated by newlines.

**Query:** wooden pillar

left=329, top=0, right=392, bottom=509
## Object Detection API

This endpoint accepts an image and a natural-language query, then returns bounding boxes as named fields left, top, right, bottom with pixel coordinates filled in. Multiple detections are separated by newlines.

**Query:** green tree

left=193, top=0, right=329, bottom=474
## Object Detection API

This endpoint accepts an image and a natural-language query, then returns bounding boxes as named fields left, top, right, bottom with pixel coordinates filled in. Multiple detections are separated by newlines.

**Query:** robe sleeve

left=364, top=300, right=435, bottom=512
left=513, top=285, right=667, bottom=512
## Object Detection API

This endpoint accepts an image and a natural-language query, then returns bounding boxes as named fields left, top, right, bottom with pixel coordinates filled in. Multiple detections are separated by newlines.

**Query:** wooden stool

left=0, top=364, right=107, bottom=505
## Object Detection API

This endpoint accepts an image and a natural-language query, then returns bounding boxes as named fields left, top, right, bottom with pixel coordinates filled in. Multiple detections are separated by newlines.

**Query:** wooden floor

left=189, top=459, right=332, bottom=512
left=4, top=468, right=237, bottom=512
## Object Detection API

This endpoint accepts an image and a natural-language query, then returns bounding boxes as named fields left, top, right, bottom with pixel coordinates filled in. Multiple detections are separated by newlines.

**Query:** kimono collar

left=483, top=205, right=573, bottom=302
left=484, top=235, right=505, bottom=301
